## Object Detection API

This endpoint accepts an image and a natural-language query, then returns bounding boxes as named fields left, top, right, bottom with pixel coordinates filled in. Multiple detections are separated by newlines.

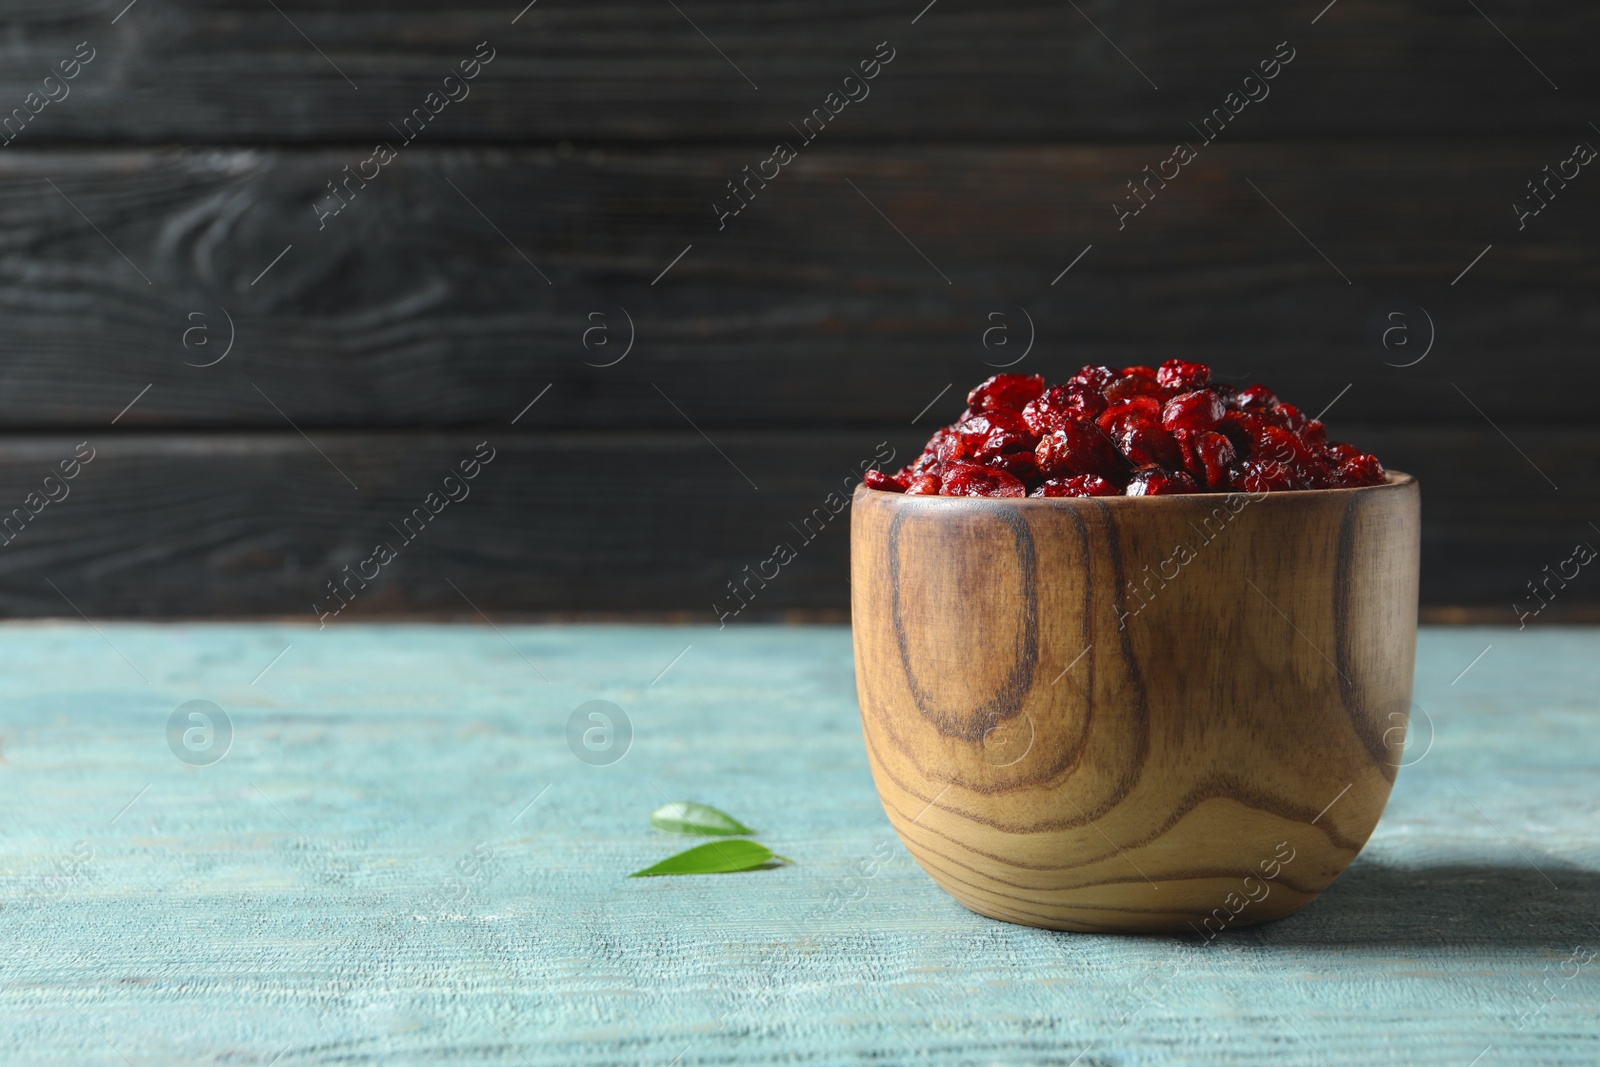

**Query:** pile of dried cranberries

left=865, top=362, right=1386, bottom=497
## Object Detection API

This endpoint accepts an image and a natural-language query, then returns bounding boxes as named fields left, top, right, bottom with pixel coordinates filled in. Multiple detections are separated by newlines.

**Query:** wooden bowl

left=850, top=473, right=1419, bottom=933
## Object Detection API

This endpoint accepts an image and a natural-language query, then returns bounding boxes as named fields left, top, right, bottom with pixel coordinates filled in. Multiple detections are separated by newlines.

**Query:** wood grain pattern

left=0, top=144, right=1594, bottom=428
left=0, top=1, right=1593, bottom=141
left=1, top=623, right=1596, bottom=1064
left=851, top=475, right=1421, bottom=931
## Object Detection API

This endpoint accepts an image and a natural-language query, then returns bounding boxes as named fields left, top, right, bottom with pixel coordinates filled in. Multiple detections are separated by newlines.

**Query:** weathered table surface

left=2, top=623, right=1596, bottom=1066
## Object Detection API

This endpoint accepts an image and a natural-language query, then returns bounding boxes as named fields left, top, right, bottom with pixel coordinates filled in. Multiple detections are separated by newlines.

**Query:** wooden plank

left=0, top=2, right=1592, bottom=141
left=0, top=142, right=1596, bottom=428
left=0, top=426, right=1590, bottom=617
left=0, top=623, right=1595, bottom=1064
left=1362, top=425, right=1599, bottom=615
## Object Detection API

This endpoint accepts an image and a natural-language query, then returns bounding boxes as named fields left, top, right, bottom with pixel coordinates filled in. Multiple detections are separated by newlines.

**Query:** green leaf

left=649, top=801, right=756, bottom=836
left=628, top=840, right=790, bottom=877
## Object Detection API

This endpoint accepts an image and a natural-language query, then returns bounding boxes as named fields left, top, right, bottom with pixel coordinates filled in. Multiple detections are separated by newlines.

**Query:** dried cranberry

left=1067, top=365, right=1118, bottom=392
left=1109, top=418, right=1183, bottom=469
left=905, top=473, right=943, bottom=495
left=1021, top=393, right=1064, bottom=437
left=1097, top=396, right=1163, bottom=433
left=983, top=450, right=1041, bottom=484
left=1333, top=452, right=1386, bottom=487
left=1272, top=402, right=1308, bottom=433
left=1022, top=385, right=1105, bottom=436
left=1031, top=474, right=1120, bottom=498
left=1035, top=423, right=1125, bottom=481
left=941, top=461, right=1026, bottom=497
left=1292, top=456, right=1335, bottom=490
left=933, top=427, right=971, bottom=465
left=1220, top=410, right=1272, bottom=455
left=967, top=373, right=1046, bottom=412
left=1233, top=384, right=1278, bottom=412
left=1063, top=387, right=1108, bottom=422
left=1162, top=390, right=1225, bottom=434
left=1301, top=419, right=1327, bottom=446
left=1229, top=457, right=1297, bottom=493
left=1103, top=375, right=1164, bottom=403
left=1325, top=442, right=1366, bottom=465
left=1121, top=365, right=1159, bottom=381
left=1156, top=359, right=1210, bottom=394
left=957, top=407, right=1039, bottom=459
left=1126, top=466, right=1198, bottom=495
left=1173, top=428, right=1238, bottom=489
left=1257, top=425, right=1316, bottom=469
left=864, top=469, right=906, bottom=492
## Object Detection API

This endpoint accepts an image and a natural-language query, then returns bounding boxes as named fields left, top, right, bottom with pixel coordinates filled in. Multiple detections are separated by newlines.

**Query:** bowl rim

left=854, top=469, right=1415, bottom=505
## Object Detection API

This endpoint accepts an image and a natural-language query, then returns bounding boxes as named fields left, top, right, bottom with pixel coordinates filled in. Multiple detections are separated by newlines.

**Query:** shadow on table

left=1246, top=859, right=1600, bottom=947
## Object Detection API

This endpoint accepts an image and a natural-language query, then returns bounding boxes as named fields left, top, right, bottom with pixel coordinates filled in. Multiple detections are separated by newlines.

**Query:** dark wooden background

left=0, top=0, right=1595, bottom=620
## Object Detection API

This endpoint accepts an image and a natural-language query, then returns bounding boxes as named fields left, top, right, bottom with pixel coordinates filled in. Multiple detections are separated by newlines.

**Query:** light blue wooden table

left=2, top=624, right=1596, bottom=1065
